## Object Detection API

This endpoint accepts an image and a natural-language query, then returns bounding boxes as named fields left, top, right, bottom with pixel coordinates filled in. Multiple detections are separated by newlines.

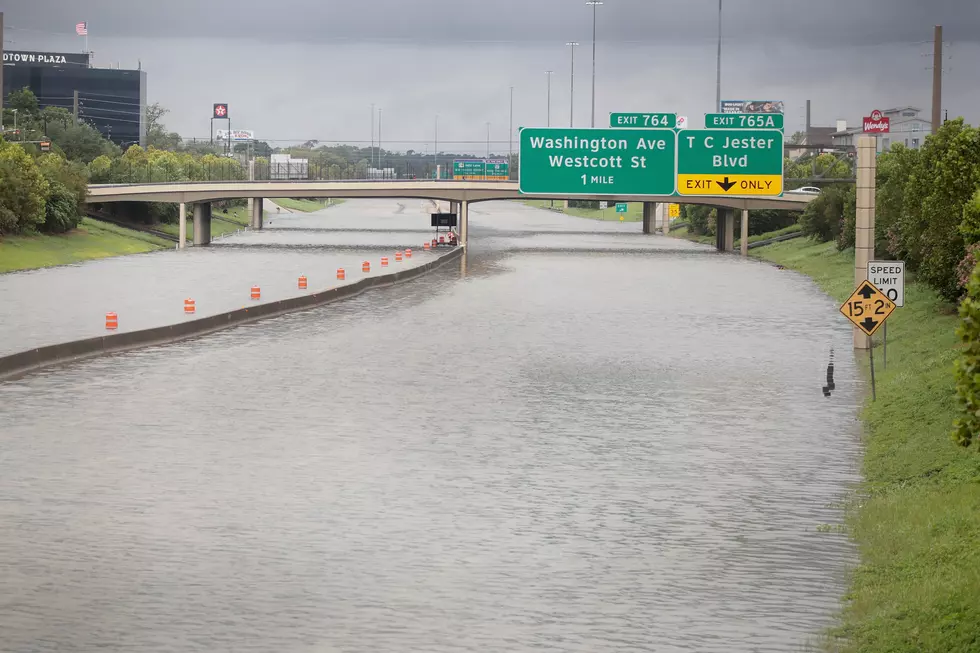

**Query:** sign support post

left=853, top=136, right=877, bottom=350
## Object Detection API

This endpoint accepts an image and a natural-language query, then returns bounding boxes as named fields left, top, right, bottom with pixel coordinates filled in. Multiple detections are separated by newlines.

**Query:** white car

left=788, top=186, right=822, bottom=194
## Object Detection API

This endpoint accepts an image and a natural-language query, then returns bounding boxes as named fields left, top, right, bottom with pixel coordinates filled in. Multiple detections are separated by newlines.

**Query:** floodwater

left=0, top=199, right=863, bottom=652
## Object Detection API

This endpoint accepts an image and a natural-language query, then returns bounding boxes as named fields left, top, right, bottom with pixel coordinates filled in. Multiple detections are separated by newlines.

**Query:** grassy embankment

left=0, top=218, right=171, bottom=274
left=523, top=199, right=643, bottom=222
left=670, top=223, right=803, bottom=248
left=751, top=238, right=980, bottom=653
left=157, top=205, right=251, bottom=241
left=271, top=198, right=343, bottom=212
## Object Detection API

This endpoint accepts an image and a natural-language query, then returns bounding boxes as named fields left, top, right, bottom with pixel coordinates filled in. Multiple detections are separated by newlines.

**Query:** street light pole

left=370, top=103, right=375, bottom=171
left=486, top=121, right=491, bottom=159
left=434, top=114, right=439, bottom=178
left=715, top=0, right=722, bottom=112
left=586, top=1, right=603, bottom=128
left=378, top=108, right=383, bottom=178
left=566, top=42, right=579, bottom=128
left=546, top=71, right=554, bottom=127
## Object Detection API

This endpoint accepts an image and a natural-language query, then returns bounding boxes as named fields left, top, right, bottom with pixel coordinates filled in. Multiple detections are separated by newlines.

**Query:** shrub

left=800, top=186, right=849, bottom=243
left=41, top=181, right=81, bottom=233
left=952, top=259, right=980, bottom=447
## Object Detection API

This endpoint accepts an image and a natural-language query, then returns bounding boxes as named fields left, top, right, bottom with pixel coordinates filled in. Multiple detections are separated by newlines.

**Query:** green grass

left=271, top=198, right=342, bottom=212
left=669, top=223, right=804, bottom=247
left=752, top=238, right=980, bottom=653
left=522, top=199, right=643, bottom=222
left=157, top=205, right=251, bottom=241
left=0, top=218, right=170, bottom=273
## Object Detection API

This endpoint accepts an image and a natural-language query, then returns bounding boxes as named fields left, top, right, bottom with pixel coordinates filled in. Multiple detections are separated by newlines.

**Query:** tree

left=41, top=181, right=81, bottom=233
left=875, top=143, right=919, bottom=259
left=145, top=102, right=182, bottom=150
left=36, top=153, right=89, bottom=213
left=800, top=186, right=851, bottom=243
left=789, top=131, right=806, bottom=145
left=952, top=253, right=980, bottom=447
left=7, top=87, right=40, bottom=117
left=46, top=120, right=119, bottom=163
left=0, top=140, right=49, bottom=234
left=899, top=119, right=980, bottom=300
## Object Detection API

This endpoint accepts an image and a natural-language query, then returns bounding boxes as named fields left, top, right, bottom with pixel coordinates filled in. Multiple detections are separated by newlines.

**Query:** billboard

left=720, top=100, right=784, bottom=114
left=215, top=129, right=254, bottom=142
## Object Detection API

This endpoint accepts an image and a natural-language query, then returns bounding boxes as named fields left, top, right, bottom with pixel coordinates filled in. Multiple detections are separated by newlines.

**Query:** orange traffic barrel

left=423, top=242, right=431, bottom=251
left=184, top=298, right=196, bottom=314
left=439, top=236, right=445, bottom=244
left=381, top=257, right=389, bottom=267
left=298, top=276, right=308, bottom=290
left=395, top=251, right=403, bottom=262
left=362, top=261, right=371, bottom=273
left=405, top=249, right=413, bottom=258
left=251, top=285, right=261, bottom=300
left=105, top=312, right=118, bottom=330
left=337, top=268, right=346, bottom=280
left=431, top=239, right=438, bottom=248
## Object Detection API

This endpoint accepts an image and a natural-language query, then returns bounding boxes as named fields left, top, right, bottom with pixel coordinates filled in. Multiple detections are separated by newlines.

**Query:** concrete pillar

left=724, top=209, right=734, bottom=252
left=642, top=202, right=654, bottom=234
left=854, top=136, right=877, bottom=350
left=459, top=200, right=468, bottom=247
left=563, top=199, right=570, bottom=211
left=740, top=209, right=749, bottom=257
left=193, top=202, right=212, bottom=246
left=178, top=202, right=187, bottom=249
left=250, top=197, right=263, bottom=230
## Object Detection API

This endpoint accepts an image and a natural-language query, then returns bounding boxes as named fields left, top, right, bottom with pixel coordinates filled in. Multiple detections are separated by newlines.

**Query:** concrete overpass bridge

left=86, top=180, right=816, bottom=254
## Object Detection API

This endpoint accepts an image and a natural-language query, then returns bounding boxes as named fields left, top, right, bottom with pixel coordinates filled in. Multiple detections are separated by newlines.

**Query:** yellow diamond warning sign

left=840, top=280, right=896, bottom=337
left=676, top=174, right=783, bottom=196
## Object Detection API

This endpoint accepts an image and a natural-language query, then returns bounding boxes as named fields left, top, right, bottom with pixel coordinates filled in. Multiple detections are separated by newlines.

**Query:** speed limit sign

left=868, top=260, right=905, bottom=307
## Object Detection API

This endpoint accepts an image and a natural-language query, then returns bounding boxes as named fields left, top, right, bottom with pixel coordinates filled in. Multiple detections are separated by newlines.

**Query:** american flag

left=75, top=22, right=88, bottom=36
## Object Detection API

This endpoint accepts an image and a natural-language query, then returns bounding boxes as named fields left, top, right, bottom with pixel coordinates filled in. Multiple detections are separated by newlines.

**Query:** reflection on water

left=0, top=199, right=862, bottom=652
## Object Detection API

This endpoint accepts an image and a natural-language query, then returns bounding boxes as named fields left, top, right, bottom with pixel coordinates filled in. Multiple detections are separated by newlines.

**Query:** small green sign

left=519, top=128, right=676, bottom=196
left=677, top=129, right=784, bottom=197
left=705, top=113, right=784, bottom=130
left=610, top=113, right=677, bottom=129
left=616, top=203, right=628, bottom=213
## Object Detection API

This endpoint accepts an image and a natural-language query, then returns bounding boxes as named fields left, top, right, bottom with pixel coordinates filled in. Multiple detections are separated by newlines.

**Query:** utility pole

left=434, top=114, right=439, bottom=178
left=566, top=42, right=579, bottom=128
left=715, top=0, right=723, bottom=112
left=370, top=103, right=375, bottom=171
left=805, top=99, right=811, bottom=135
left=0, top=12, right=5, bottom=127
left=73, top=90, right=80, bottom=124
left=932, top=25, right=943, bottom=135
left=509, top=86, right=514, bottom=164
left=586, top=1, right=603, bottom=128
left=486, top=122, right=491, bottom=159
left=378, top=108, right=383, bottom=177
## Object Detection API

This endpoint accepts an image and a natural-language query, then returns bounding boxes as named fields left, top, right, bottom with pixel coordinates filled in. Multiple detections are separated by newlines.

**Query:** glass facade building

left=2, top=51, right=146, bottom=147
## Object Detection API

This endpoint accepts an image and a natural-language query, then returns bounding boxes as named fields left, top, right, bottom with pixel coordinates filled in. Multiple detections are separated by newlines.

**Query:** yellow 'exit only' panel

left=676, top=174, right=783, bottom=196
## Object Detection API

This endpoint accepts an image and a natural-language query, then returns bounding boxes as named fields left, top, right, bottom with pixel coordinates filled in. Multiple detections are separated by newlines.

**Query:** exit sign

left=705, top=113, right=784, bottom=130
left=676, top=129, right=784, bottom=197
left=610, top=113, right=677, bottom=129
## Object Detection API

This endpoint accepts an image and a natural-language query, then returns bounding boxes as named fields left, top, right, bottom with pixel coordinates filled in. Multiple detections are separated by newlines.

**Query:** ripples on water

left=0, top=201, right=862, bottom=652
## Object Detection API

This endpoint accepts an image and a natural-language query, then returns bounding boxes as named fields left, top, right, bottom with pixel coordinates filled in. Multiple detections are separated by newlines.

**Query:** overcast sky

left=4, top=0, right=979, bottom=152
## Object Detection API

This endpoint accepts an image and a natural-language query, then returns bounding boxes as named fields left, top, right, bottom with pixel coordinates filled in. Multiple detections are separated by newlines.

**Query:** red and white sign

left=213, top=103, right=229, bottom=119
left=863, top=109, right=890, bottom=133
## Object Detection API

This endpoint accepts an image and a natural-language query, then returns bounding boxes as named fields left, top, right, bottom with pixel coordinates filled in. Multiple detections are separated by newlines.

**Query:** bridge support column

left=193, top=202, right=212, bottom=246
left=740, top=209, right=749, bottom=257
left=178, top=202, right=187, bottom=250
left=459, top=200, right=468, bottom=247
left=854, top=136, right=877, bottom=350
left=662, top=203, right=671, bottom=235
left=642, top=202, right=654, bottom=234
left=250, top=197, right=264, bottom=230
left=724, top=209, right=735, bottom=252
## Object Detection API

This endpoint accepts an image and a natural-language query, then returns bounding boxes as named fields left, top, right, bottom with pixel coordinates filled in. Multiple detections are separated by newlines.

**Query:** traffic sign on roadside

left=616, top=203, right=628, bottom=213
left=599, top=201, right=609, bottom=210
left=676, top=129, right=784, bottom=197
left=519, top=128, right=676, bottom=196
left=867, top=260, right=905, bottom=307
left=668, top=203, right=680, bottom=218
left=840, top=280, right=896, bottom=336
left=610, top=113, right=677, bottom=129
left=705, top=113, right=785, bottom=130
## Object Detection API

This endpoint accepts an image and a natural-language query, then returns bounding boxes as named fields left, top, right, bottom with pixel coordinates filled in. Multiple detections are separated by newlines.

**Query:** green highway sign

left=705, top=113, right=784, bottom=130
left=616, top=203, right=628, bottom=213
left=453, top=158, right=509, bottom=180
left=518, top=128, right=676, bottom=196
left=610, top=112, right=677, bottom=129
left=676, top=129, right=784, bottom=197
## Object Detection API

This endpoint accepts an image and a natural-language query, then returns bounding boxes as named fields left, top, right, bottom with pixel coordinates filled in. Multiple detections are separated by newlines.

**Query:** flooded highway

left=0, top=199, right=862, bottom=652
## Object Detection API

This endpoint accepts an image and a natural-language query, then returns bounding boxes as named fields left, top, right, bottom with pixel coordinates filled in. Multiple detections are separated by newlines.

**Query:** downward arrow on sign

left=717, top=177, right=737, bottom=192
left=859, top=317, right=878, bottom=333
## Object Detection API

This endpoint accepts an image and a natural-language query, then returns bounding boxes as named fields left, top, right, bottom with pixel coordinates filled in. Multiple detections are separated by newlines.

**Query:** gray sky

left=4, top=0, right=979, bottom=151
